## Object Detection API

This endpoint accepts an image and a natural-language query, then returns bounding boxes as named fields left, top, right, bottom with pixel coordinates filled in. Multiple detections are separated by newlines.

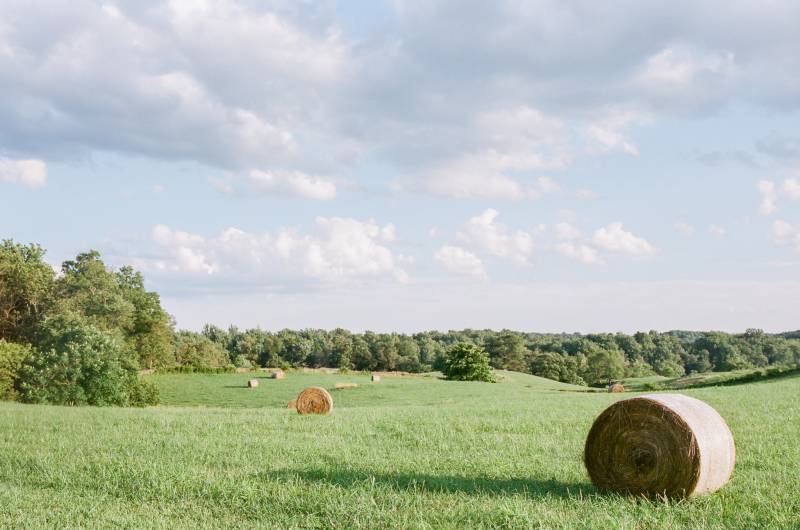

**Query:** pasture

left=0, top=371, right=798, bottom=529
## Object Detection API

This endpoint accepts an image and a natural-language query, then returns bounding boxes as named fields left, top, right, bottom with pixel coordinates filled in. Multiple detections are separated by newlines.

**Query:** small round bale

left=271, top=370, right=285, bottom=380
left=371, top=374, right=381, bottom=383
left=295, top=387, right=333, bottom=415
left=247, top=379, right=259, bottom=388
left=584, top=393, right=735, bottom=497
left=608, top=383, right=625, bottom=393
left=287, top=399, right=297, bottom=409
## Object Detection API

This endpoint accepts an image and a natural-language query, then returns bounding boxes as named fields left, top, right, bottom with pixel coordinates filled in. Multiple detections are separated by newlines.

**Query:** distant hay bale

left=246, top=379, right=259, bottom=388
left=584, top=394, right=735, bottom=497
left=271, top=370, right=285, bottom=379
left=287, top=399, right=297, bottom=409
left=608, top=383, right=625, bottom=393
left=295, top=387, right=333, bottom=415
left=334, top=382, right=358, bottom=390
left=371, top=374, right=381, bottom=383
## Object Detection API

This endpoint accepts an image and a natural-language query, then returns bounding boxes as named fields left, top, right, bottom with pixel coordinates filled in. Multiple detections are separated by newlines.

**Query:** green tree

left=0, top=240, right=54, bottom=342
left=485, top=331, right=528, bottom=371
left=17, top=314, right=157, bottom=406
left=174, top=332, right=230, bottom=370
left=582, top=345, right=626, bottom=386
left=0, top=340, right=31, bottom=400
left=442, top=342, right=494, bottom=382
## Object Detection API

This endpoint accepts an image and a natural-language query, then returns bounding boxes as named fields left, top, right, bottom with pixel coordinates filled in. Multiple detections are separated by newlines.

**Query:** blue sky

left=1, top=0, right=799, bottom=332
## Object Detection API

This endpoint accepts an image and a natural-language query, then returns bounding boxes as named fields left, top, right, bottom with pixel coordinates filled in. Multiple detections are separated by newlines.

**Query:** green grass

left=623, top=366, right=800, bottom=392
left=1, top=371, right=798, bottom=528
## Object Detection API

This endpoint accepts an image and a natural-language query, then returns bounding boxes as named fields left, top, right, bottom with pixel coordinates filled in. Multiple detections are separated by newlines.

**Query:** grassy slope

left=0, top=371, right=798, bottom=529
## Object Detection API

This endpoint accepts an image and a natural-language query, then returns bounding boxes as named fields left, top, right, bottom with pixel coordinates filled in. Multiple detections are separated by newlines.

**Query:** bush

left=17, top=314, right=156, bottom=406
left=0, top=340, right=31, bottom=400
left=442, top=342, right=494, bottom=382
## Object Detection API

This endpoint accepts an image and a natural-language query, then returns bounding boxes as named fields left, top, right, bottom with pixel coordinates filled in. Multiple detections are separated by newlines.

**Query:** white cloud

left=457, top=209, right=534, bottom=264
left=236, top=169, right=337, bottom=200
left=555, top=243, right=603, bottom=265
left=414, top=106, right=570, bottom=200
left=783, top=178, right=800, bottom=200
left=0, top=158, right=47, bottom=188
left=592, top=222, right=655, bottom=256
left=758, top=180, right=777, bottom=215
left=554, top=222, right=581, bottom=240
left=434, top=245, right=486, bottom=278
left=144, top=217, right=408, bottom=286
left=772, top=220, right=800, bottom=252
left=708, top=224, right=727, bottom=237
left=674, top=221, right=695, bottom=236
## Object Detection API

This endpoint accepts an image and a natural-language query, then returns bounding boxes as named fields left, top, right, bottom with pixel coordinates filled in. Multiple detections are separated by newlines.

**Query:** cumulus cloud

left=771, top=220, right=800, bottom=252
left=555, top=242, right=603, bottom=265
left=783, top=178, right=800, bottom=200
left=758, top=180, right=777, bottom=216
left=457, top=209, right=534, bottom=264
left=143, top=217, right=409, bottom=287
left=554, top=222, right=581, bottom=240
left=0, top=158, right=47, bottom=188
left=217, top=169, right=337, bottom=200
left=674, top=221, right=695, bottom=236
left=434, top=245, right=486, bottom=277
left=412, top=106, right=570, bottom=200
left=708, top=224, right=727, bottom=237
left=592, top=222, right=656, bottom=256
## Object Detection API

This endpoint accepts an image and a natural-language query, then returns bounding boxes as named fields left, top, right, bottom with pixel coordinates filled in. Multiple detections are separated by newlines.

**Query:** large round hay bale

left=247, top=379, right=259, bottom=388
left=271, top=370, right=285, bottom=380
left=371, top=374, right=381, bottom=383
left=295, top=387, right=333, bottom=415
left=608, top=383, right=624, bottom=393
left=584, top=394, right=735, bottom=497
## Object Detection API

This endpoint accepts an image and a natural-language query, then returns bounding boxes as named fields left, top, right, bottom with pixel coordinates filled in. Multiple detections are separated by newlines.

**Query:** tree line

left=2, top=239, right=799, bottom=406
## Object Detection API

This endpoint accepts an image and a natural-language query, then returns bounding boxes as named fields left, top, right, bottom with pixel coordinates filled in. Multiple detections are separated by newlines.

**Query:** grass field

left=1, top=370, right=798, bottom=529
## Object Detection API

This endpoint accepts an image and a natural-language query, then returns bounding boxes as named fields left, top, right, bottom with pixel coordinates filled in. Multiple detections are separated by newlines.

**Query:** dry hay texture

left=371, top=374, right=381, bottom=383
left=295, top=387, right=333, bottom=415
left=609, top=383, right=625, bottom=393
left=271, top=371, right=285, bottom=379
left=584, top=394, right=735, bottom=497
left=287, top=399, right=297, bottom=409
left=247, top=379, right=259, bottom=388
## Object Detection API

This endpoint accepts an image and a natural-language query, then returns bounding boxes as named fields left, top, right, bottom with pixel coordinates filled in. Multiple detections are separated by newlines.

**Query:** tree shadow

left=259, top=468, right=593, bottom=499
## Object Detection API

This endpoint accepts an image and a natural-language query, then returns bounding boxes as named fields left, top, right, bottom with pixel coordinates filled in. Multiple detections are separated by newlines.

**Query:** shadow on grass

left=260, top=468, right=592, bottom=499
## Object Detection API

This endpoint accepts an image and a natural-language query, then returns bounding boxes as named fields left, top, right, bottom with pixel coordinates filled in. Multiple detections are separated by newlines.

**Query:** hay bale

left=334, top=382, right=358, bottom=390
left=271, top=370, right=285, bottom=379
left=584, top=393, right=735, bottom=497
left=371, top=374, right=381, bottom=383
left=247, top=379, right=259, bottom=388
left=287, top=399, right=297, bottom=409
left=295, top=387, right=333, bottom=415
left=608, top=383, right=625, bottom=393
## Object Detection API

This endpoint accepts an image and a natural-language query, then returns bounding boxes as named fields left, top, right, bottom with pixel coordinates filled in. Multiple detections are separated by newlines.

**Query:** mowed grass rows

left=0, top=371, right=798, bottom=529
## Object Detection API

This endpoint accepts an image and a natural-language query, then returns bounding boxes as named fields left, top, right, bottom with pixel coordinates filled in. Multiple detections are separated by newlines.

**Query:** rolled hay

left=247, top=379, right=259, bottom=388
left=584, top=394, right=735, bottom=497
left=287, top=399, right=297, bottom=409
left=271, top=370, right=285, bottom=380
left=295, top=386, right=333, bottom=415
left=371, top=374, right=381, bottom=383
left=608, top=383, right=625, bottom=393
left=334, top=382, right=358, bottom=390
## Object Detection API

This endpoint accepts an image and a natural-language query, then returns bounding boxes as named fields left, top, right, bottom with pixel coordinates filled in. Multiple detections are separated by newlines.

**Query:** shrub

left=442, top=342, right=494, bottom=382
left=0, top=340, right=31, bottom=400
left=17, top=314, right=156, bottom=406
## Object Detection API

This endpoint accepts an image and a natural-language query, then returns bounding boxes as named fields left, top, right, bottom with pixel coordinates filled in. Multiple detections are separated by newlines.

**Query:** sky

left=1, top=0, right=799, bottom=333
